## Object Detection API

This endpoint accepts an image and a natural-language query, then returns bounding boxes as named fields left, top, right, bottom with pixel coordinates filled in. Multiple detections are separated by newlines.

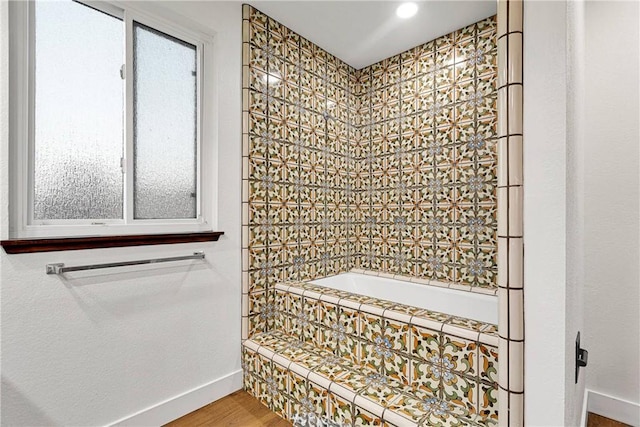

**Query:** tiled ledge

left=275, top=281, right=498, bottom=346
left=243, top=331, right=498, bottom=426
left=247, top=279, right=499, bottom=425
left=270, top=281, right=499, bottom=422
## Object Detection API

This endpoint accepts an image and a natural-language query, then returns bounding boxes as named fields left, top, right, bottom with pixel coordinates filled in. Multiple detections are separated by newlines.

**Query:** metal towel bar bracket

left=46, top=252, right=205, bottom=275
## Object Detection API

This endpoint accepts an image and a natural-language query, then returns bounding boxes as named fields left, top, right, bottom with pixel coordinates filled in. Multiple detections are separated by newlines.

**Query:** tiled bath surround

left=242, top=5, right=498, bottom=338
left=241, top=3, right=509, bottom=425
left=242, top=5, right=357, bottom=337
left=351, top=21, right=498, bottom=290
left=243, top=281, right=499, bottom=425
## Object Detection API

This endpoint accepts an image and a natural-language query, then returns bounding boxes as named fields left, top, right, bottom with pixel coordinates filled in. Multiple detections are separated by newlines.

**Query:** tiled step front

left=243, top=331, right=496, bottom=426
left=244, top=279, right=499, bottom=426
left=275, top=280, right=499, bottom=416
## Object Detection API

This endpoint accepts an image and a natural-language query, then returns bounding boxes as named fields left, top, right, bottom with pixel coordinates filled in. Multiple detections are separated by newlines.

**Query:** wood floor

left=165, top=390, right=290, bottom=427
left=166, top=391, right=631, bottom=427
left=587, top=413, right=631, bottom=427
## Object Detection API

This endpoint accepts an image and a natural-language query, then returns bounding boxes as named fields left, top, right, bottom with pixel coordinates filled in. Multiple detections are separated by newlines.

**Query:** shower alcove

left=241, top=1, right=524, bottom=425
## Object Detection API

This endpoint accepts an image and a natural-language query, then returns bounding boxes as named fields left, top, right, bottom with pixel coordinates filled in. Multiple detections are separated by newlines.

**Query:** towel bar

left=46, top=252, right=205, bottom=275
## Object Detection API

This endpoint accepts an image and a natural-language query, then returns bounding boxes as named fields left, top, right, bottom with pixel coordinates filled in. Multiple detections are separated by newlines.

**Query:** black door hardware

left=575, top=331, right=589, bottom=383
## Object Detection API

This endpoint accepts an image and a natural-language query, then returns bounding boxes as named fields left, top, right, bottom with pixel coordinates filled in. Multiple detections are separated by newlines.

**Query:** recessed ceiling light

left=396, top=2, right=418, bottom=19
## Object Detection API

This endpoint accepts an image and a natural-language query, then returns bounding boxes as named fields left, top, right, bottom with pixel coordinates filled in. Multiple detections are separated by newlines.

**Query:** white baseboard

left=108, top=370, right=243, bottom=427
left=585, top=389, right=640, bottom=427
left=580, top=387, right=589, bottom=427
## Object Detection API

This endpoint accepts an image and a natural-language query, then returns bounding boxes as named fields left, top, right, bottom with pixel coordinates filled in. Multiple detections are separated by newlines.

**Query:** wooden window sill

left=1, top=231, right=224, bottom=254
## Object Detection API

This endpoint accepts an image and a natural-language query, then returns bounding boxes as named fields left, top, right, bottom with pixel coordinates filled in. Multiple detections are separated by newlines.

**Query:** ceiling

left=246, top=1, right=497, bottom=69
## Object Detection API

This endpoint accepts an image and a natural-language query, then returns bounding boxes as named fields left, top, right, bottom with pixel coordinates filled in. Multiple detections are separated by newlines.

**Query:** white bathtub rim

left=276, top=273, right=497, bottom=334
left=306, top=272, right=498, bottom=324
left=274, top=280, right=499, bottom=347
left=351, top=268, right=499, bottom=296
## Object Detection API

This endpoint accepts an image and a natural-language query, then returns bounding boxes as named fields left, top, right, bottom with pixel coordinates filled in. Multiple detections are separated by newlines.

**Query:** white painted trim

left=585, top=389, right=640, bottom=427
left=580, top=387, right=589, bottom=427
left=108, top=369, right=243, bottom=427
left=7, top=0, right=217, bottom=238
left=111, top=0, right=216, bottom=42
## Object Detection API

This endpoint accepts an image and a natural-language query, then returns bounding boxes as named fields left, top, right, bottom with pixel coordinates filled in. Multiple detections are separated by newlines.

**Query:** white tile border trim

left=585, top=389, right=640, bottom=427
left=108, top=370, right=243, bottom=426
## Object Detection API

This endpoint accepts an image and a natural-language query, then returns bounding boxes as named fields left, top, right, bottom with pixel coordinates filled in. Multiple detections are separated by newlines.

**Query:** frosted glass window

left=133, top=23, right=198, bottom=219
left=33, top=1, right=124, bottom=220
left=20, top=1, right=206, bottom=232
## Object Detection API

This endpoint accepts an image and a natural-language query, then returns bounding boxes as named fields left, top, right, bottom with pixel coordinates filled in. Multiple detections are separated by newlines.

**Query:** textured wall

left=2, top=2, right=243, bottom=426
left=583, top=0, right=639, bottom=418
left=243, top=6, right=498, bottom=337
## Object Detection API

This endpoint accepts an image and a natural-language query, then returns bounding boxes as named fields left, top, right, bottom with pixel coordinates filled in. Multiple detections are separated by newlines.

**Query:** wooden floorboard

left=166, top=395, right=635, bottom=427
left=587, top=413, right=631, bottom=427
left=165, top=390, right=291, bottom=427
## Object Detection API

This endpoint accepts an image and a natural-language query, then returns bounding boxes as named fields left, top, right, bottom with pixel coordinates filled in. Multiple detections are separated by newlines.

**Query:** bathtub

left=310, top=272, right=498, bottom=325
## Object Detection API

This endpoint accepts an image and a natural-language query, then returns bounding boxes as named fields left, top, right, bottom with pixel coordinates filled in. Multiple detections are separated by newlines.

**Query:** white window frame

left=8, top=0, right=217, bottom=238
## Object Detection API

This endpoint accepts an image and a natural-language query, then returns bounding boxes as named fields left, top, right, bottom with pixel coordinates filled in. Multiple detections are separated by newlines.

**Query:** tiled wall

left=243, top=6, right=499, bottom=337
left=351, top=18, right=498, bottom=290
left=242, top=6, right=357, bottom=336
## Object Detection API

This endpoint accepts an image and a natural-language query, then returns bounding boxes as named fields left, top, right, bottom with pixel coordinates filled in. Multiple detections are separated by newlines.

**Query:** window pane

left=34, top=1, right=124, bottom=220
left=133, top=23, right=197, bottom=219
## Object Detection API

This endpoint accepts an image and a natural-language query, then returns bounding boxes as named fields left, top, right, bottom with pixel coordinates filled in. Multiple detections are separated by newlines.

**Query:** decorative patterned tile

left=243, top=6, right=499, bottom=424
left=337, top=333, right=360, bottom=365
left=477, top=383, right=499, bottom=423
left=360, top=312, right=385, bottom=342
left=357, top=373, right=404, bottom=407
left=360, top=341, right=386, bottom=372
left=384, top=318, right=410, bottom=353
left=271, top=363, right=291, bottom=415
left=387, top=394, right=433, bottom=423
left=418, top=404, right=475, bottom=427
left=478, top=343, right=498, bottom=385
left=446, top=315, right=486, bottom=334
left=245, top=313, right=493, bottom=424
left=334, top=370, right=371, bottom=393
left=313, top=355, right=352, bottom=381
left=382, top=352, right=411, bottom=385
left=411, top=325, right=441, bottom=360
left=307, top=380, right=330, bottom=416
left=441, top=372, right=478, bottom=416
left=242, top=346, right=258, bottom=373
left=328, top=391, right=355, bottom=426
left=244, top=370, right=259, bottom=397
left=458, top=245, right=497, bottom=288
left=442, top=334, right=477, bottom=377
left=411, top=360, right=441, bottom=394
left=288, top=368, right=309, bottom=403
left=353, top=406, right=383, bottom=426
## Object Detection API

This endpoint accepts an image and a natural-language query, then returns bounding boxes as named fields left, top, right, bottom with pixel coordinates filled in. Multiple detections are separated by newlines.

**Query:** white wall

left=0, top=4, right=8, bottom=422
left=583, top=0, right=640, bottom=418
left=0, top=2, right=243, bottom=426
left=523, top=1, right=570, bottom=425
left=566, top=0, right=587, bottom=424
left=525, top=1, right=640, bottom=426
